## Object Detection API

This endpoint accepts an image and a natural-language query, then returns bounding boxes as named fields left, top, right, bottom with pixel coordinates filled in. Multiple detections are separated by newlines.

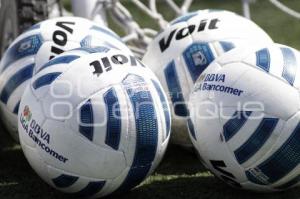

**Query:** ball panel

left=18, top=85, right=47, bottom=147
left=41, top=118, right=127, bottom=179
left=34, top=40, right=81, bottom=71
left=21, top=144, right=52, bottom=184
left=190, top=43, right=300, bottom=191
left=189, top=100, right=247, bottom=185
left=206, top=62, right=299, bottom=120
left=272, top=173, right=300, bottom=190
left=0, top=33, right=43, bottom=72
left=47, top=165, right=109, bottom=197
left=114, top=73, right=160, bottom=192
left=150, top=79, right=171, bottom=141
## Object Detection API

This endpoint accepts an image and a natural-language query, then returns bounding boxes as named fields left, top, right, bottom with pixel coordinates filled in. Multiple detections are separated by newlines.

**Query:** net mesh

left=92, top=0, right=193, bottom=58
left=76, top=0, right=300, bottom=57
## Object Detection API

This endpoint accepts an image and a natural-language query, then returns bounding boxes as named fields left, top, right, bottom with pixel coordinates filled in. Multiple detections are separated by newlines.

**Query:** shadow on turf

left=119, top=177, right=300, bottom=199
left=155, top=144, right=207, bottom=175
left=1, top=127, right=300, bottom=199
left=0, top=121, right=16, bottom=149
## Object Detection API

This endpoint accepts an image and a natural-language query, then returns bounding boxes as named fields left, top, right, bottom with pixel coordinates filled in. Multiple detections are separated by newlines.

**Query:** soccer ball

left=142, top=9, right=273, bottom=147
left=0, top=16, right=130, bottom=141
left=188, top=43, right=300, bottom=191
left=18, top=46, right=171, bottom=197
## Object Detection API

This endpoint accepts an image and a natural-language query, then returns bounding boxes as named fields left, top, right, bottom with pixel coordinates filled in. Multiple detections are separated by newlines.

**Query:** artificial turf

left=1, top=0, right=300, bottom=198
left=1, top=125, right=300, bottom=199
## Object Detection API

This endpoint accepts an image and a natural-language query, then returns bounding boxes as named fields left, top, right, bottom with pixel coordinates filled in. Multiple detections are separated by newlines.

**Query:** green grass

left=63, top=0, right=300, bottom=49
left=1, top=0, right=300, bottom=198
left=1, top=122, right=300, bottom=199
left=116, top=0, right=300, bottom=49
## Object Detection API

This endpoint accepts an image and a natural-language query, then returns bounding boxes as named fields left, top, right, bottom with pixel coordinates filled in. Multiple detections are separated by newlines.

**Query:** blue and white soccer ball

left=143, top=10, right=273, bottom=147
left=18, top=46, right=171, bottom=197
left=0, top=16, right=130, bottom=141
left=189, top=43, right=300, bottom=191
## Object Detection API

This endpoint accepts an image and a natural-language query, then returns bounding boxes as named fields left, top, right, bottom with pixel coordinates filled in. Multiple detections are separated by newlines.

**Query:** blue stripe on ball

left=164, top=60, right=189, bottom=117
left=234, top=118, right=278, bottom=164
left=74, top=181, right=106, bottom=197
left=90, top=25, right=122, bottom=42
left=1, top=34, right=42, bottom=72
left=223, top=111, right=252, bottom=142
left=0, top=63, right=34, bottom=104
left=115, top=74, right=158, bottom=193
left=79, top=99, right=94, bottom=141
left=256, top=48, right=270, bottom=72
left=37, top=55, right=80, bottom=73
left=281, top=47, right=297, bottom=85
left=52, top=174, right=79, bottom=188
left=246, top=122, right=300, bottom=185
left=32, top=72, right=61, bottom=89
left=104, top=88, right=121, bottom=150
left=151, top=79, right=171, bottom=138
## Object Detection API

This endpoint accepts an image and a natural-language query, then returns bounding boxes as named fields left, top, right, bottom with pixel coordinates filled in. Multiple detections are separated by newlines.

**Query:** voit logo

left=23, top=105, right=32, bottom=123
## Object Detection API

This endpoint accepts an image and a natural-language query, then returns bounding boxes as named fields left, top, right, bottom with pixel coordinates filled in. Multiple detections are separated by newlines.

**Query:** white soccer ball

left=189, top=43, right=300, bottom=191
left=18, top=47, right=171, bottom=198
left=0, top=16, right=130, bottom=141
left=143, top=9, right=273, bottom=147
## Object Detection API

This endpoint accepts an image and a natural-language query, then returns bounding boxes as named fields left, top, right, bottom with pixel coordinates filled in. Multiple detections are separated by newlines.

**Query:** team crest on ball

left=23, top=105, right=32, bottom=123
